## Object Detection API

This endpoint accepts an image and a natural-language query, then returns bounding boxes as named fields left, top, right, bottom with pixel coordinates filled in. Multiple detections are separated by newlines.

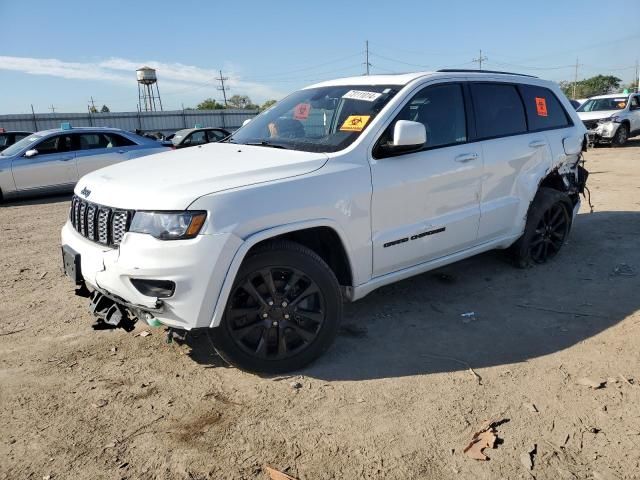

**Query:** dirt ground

left=1, top=140, right=639, bottom=480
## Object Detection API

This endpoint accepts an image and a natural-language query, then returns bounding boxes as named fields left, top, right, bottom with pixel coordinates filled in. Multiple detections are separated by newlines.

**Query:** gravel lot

left=1, top=141, right=639, bottom=480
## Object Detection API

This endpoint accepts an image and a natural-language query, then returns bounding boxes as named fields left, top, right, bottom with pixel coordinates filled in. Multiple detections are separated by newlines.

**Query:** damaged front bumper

left=586, top=122, right=620, bottom=144
left=61, top=220, right=242, bottom=331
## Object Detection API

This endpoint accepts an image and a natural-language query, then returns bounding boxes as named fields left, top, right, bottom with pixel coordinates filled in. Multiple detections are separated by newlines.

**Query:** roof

left=589, top=93, right=633, bottom=99
left=305, top=70, right=545, bottom=89
left=35, top=126, right=129, bottom=135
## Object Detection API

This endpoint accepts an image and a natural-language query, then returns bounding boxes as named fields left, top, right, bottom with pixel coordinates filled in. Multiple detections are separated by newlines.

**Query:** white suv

left=61, top=70, right=589, bottom=373
left=577, top=92, right=640, bottom=146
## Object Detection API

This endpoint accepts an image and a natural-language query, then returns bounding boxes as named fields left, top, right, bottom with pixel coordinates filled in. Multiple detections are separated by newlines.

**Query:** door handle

left=455, top=153, right=479, bottom=163
left=117, top=150, right=126, bottom=154
left=529, top=140, right=547, bottom=148
left=60, top=157, right=73, bottom=162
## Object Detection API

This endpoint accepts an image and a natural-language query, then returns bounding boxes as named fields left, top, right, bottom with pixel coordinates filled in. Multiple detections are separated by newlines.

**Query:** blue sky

left=1, top=0, right=638, bottom=114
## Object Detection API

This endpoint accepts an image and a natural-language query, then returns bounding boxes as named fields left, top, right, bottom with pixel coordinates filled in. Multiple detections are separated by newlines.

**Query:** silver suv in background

left=0, top=126, right=171, bottom=201
left=577, top=92, right=640, bottom=146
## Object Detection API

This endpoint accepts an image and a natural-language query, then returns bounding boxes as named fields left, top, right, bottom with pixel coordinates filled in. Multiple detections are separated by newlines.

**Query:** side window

left=470, top=83, right=527, bottom=139
left=380, top=83, right=467, bottom=150
left=185, top=131, right=206, bottom=146
left=0, top=134, right=8, bottom=147
left=206, top=130, right=225, bottom=142
left=78, top=133, right=111, bottom=150
left=106, top=134, right=136, bottom=147
left=36, top=135, right=72, bottom=154
left=519, top=85, right=571, bottom=131
left=631, top=96, right=640, bottom=109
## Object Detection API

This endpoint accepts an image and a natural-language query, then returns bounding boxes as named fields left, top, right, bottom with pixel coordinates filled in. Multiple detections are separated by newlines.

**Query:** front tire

left=208, top=240, right=342, bottom=374
left=612, top=123, right=629, bottom=147
left=512, top=188, right=573, bottom=268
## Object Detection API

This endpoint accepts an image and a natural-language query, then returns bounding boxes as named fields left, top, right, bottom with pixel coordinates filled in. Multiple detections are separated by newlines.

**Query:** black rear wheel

left=512, top=188, right=573, bottom=268
left=208, top=240, right=342, bottom=373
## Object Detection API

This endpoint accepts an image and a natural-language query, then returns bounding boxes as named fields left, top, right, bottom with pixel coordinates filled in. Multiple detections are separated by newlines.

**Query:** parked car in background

left=569, top=99, right=587, bottom=110
left=0, top=125, right=171, bottom=201
left=171, top=127, right=230, bottom=149
left=577, top=92, right=640, bottom=146
left=62, top=70, right=588, bottom=373
left=0, top=129, right=32, bottom=152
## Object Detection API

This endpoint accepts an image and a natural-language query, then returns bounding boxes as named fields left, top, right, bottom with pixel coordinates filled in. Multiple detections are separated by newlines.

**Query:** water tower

left=136, top=66, right=163, bottom=112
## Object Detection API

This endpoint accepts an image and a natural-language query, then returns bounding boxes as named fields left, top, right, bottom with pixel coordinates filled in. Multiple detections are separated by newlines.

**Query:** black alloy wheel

left=528, top=202, right=570, bottom=263
left=226, top=266, right=325, bottom=360
left=208, top=240, right=342, bottom=374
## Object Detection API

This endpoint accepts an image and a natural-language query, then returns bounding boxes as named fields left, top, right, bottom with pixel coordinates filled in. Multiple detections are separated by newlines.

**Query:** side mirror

left=25, top=149, right=38, bottom=158
left=242, top=119, right=252, bottom=127
left=393, top=120, right=427, bottom=148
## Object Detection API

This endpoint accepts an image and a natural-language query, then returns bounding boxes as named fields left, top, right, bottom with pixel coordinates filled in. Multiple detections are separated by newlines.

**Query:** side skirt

left=347, top=233, right=521, bottom=301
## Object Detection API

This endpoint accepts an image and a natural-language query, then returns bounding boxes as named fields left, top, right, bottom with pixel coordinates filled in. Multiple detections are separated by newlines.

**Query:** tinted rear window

left=470, top=83, right=527, bottom=139
left=519, top=85, right=570, bottom=130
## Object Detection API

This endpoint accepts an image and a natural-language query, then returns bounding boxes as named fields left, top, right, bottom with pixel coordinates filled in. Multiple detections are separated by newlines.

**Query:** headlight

left=129, top=211, right=207, bottom=240
left=598, top=116, right=621, bottom=124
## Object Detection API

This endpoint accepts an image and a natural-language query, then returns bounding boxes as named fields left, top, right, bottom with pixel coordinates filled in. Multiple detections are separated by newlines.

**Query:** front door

left=12, top=134, right=78, bottom=192
left=369, top=82, right=483, bottom=277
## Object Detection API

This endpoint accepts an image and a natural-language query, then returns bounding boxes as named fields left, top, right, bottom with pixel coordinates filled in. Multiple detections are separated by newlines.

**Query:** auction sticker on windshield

left=340, top=115, right=371, bottom=132
left=342, top=90, right=383, bottom=102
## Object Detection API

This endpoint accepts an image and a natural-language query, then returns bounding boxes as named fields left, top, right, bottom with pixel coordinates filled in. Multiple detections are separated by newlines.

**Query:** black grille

left=582, top=119, right=599, bottom=130
left=70, top=195, right=132, bottom=247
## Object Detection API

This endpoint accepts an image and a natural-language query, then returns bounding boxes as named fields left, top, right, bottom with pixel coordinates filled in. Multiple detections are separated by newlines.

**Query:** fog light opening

left=130, top=279, right=176, bottom=298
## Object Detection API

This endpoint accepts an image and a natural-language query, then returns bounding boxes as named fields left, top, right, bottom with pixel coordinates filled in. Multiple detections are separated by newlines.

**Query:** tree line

left=559, top=75, right=638, bottom=99
left=194, top=95, right=276, bottom=111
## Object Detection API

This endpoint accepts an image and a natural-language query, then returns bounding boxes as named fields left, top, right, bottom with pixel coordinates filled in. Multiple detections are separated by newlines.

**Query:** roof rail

left=437, top=69, right=538, bottom=78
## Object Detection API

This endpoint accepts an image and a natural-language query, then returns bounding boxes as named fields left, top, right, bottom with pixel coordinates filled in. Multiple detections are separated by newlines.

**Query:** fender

left=208, top=218, right=357, bottom=328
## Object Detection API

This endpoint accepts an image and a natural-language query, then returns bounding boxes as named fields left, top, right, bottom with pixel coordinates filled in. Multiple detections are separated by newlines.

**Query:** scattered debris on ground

left=576, top=377, right=605, bottom=389
left=264, top=465, right=298, bottom=480
left=463, top=418, right=507, bottom=461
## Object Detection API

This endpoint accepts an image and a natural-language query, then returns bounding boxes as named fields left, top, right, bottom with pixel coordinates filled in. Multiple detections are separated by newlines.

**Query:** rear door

left=75, top=132, right=137, bottom=177
left=12, top=133, right=78, bottom=191
left=629, top=95, right=640, bottom=134
left=370, top=82, right=483, bottom=276
left=470, top=82, right=553, bottom=242
left=518, top=83, right=577, bottom=173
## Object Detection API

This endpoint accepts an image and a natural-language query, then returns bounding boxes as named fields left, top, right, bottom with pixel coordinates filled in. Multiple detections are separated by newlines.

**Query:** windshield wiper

left=242, top=141, right=288, bottom=149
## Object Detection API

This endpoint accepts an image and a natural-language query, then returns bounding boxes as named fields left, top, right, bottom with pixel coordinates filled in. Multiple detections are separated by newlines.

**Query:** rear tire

left=207, top=240, right=342, bottom=374
left=511, top=188, right=573, bottom=268
left=612, top=123, right=629, bottom=147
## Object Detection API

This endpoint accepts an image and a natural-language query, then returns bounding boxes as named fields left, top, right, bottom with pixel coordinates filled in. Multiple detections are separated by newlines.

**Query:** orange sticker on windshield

left=535, top=97, right=548, bottom=117
left=293, top=103, right=311, bottom=120
left=340, top=115, right=371, bottom=132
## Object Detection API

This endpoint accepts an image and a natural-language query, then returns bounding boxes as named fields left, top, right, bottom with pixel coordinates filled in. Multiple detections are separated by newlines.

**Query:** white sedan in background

left=0, top=126, right=171, bottom=201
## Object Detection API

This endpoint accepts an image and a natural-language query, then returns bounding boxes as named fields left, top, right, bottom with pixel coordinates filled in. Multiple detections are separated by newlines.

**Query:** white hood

left=75, top=143, right=328, bottom=210
left=577, top=110, right=620, bottom=121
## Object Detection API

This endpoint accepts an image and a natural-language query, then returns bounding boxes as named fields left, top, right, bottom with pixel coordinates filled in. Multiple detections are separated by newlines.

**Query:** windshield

left=577, top=97, right=627, bottom=112
left=228, top=85, right=400, bottom=153
left=171, top=129, right=191, bottom=145
left=0, top=134, right=44, bottom=156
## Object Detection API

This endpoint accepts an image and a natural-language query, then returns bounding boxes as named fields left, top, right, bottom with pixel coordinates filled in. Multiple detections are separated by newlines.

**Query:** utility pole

left=635, top=59, right=639, bottom=93
left=216, top=70, right=229, bottom=107
left=88, top=96, right=97, bottom=112
left=49, top=104, right=56, bottom=114
left=572, top=57, right=582, bottom=99
left=364, top=40, right=371, bottom=75
left=31, top=104, right=38, bottom=131
left=472, top=49, right=488, bottom=70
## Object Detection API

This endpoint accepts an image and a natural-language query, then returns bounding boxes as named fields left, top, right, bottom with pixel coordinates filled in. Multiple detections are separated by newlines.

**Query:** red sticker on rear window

left=535, top=97, right=548, bottom=117
left=293, top=103, right=311, bottom=120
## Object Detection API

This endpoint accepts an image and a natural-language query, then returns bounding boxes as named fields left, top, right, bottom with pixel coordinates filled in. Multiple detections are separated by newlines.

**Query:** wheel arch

left=209, top=219, right=355, bottom=328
